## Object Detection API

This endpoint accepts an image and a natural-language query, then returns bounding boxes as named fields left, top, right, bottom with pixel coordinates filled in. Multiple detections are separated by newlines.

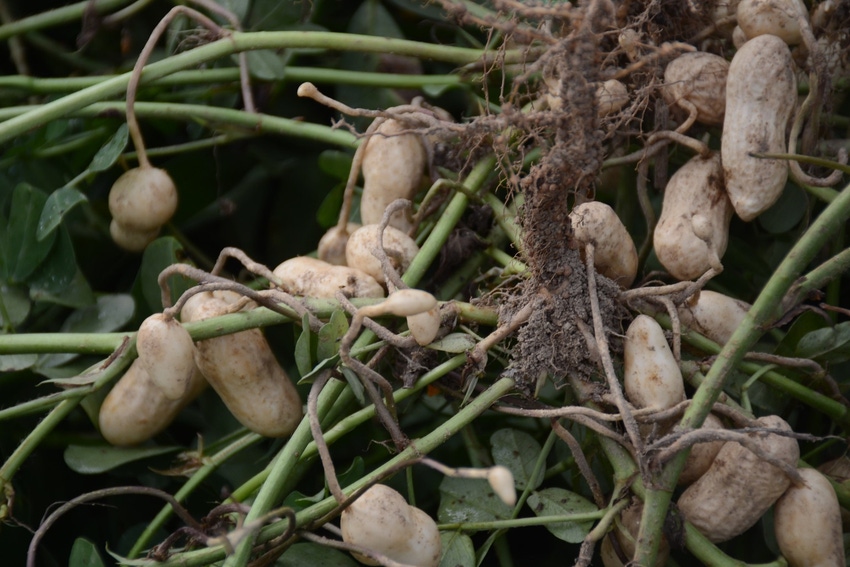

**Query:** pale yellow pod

left=737, top=0, right=807, bottom=45
left=654, top=153, right=733, bottom=281
left=678, top=413, right=726, bottom=486
left=600, top=500, right=669, bottom=567
left=99, top=359, right=206, bottom=446
left=345, top=224, right=419, bottom=284
left=341, top=484, right=441, bottom=567
left=678, top=290, right=751, bottom=345
left=774, top=468, right=843, bottom=567
left=108, top=166, right=177, bottom=232
left=136, top=313, right=197, bottom=400
left=722, top=34, right=797, bottom=221
left=677, top=415, right=800, bottom=542
left=360, top=119, right=426, bottom=232
left=569, top=201, right=638, bottom=287
left=273, top=256, right=385, bottom=299
left=407, top=307, right=441, bottom=346
left=181, top=290, right=302, bottom=438
left=318, top=222, right=360, bottom=266
left=377, top=289, right=438, bottom=317
left=624, top=315, right=685, bottom=411
left=662, top=52, right=729, bottom=126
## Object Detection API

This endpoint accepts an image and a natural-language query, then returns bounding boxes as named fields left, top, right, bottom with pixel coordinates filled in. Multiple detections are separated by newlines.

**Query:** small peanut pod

left=678, top=413, right=726, bottom=486
left=408, top=307, right=441, bottom=346
left=722, top=34, right=797, bottom=221
left=677, top=415, right=800, bottom=542
left=273, top=256, right=385, bottom=299
left=181, top=290, right=302, bottom=438
left=654, top=153, right=734, bottom=281
left=345, top=224, right=420, bottom=284
left=736, top=0, right=807, bottom=45
left=661, top=52, right=730, bottom=126
left=596, top=80, right=629, bottom=116
left=678, top=290, right=751, bottom=345
left=318, top=222, right=361, bottom=266
left=600, top=500, right=670, bottom=567
left=774, top=468, right=843, bottom=567
left=341, top=484, right=441, bottom=567
left=569, top=201, right=638, bottom=287
left=624, top=315, right=685, bottom=411
left=360, top=118, right=426, bottom=232
left=99, top=360, right=206, bottom=446
left=136, top=313, right=197, bottom=400
left=108, top=166, right=178, bottom=233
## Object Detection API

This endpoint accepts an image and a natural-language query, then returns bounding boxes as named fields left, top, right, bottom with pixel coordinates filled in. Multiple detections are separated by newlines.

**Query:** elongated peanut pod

left=136, top=313, right=197, bottom=400
left=273, top=256, right=384, bottom=299
left=569, top=201, right=638, bottom=287
left=341, top=484, right=441, bottom=567
left=99, top=360, right=206, bottom=446
left=722, top=34, right=797, bottom=221
left=654, top=153, right=733, bottom=281
left=677, top=290, right=751, bottom=345
left=677, top=415, right=800, bottom=542
left=774, top=467, right=843, bottom=567
left=678, top=413, right=726, bottom=486
left=181, top=290, right=302, bottom=437
left=624, top=315, right=685, bottom=411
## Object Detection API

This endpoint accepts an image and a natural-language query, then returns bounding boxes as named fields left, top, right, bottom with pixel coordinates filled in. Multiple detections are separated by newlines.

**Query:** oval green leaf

left=37, top=186, right=88, bottom=241
left=64, top=444, right=181, bottom=474
left=526, top=487, right=598, bottom=544
left=490, top=428, right=544, bottom=490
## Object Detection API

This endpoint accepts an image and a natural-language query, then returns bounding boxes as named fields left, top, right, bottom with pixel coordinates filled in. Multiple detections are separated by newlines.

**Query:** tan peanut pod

left=318, top=222, right=361, bottom=266
left=661, top=52, right=729, bottom=126
left=600, top=500, right=669, bottom=567
left=341, top=484, right=441, bottom=567
left=677, top=415, right=800, bottom=542
left=596, top=80, right=629, bottom=116
left=99, top=360, right=206, bottom=446
left=345, top=224, right=420, bottom=284
left=407, top=307, right=441, bottom=346
left=181, top=290, right=302, bottom=438
left=108, top=166, right=177, bottom=233
left=774, top=468, right=843, bottom=567
left=136, top=313, right=197, bottom=400
left=732, top=25, right=750, bottom=48
left=624, top=315, right=685, bottom=411
left=737, top=0, right=807, bottom=45
left=360, top=119, right=426, bottom=232
left=722, top=34, right=797, bottom=221
left=713, top=0, right=741, bottom=36
left=109, top=220, right=159, bottom=253
left=569, top=201, right=638, bottom=287
left=678, top=290, right=751, bottom=345
left=273, top=256, right=385, bottom=299
left=678, top=413, right=726, bottom=486
left=654, top=153, right=734, bottom=281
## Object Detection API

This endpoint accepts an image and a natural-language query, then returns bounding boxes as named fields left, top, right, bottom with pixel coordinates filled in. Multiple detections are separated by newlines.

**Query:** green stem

left=782, top=246, right=850, bottom=313
left=0, top=31, right=525, bottom=145
left=634, top=179, right=850, bottom=566
left=0, top=0, right=131, bottom=41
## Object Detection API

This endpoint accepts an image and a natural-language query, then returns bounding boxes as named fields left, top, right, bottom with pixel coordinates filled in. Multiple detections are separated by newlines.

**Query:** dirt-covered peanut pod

left=273, top=256, right=385, bottom=299
left=677, top=290, right=751, bottom=345
left=360, top=119, right=427, bottom=232
left=624, top=315, right=685, bottom=412
left=774, top=467, right=843, bottom=567
left=135, top=313, right=197, bottom=400
left=98, top=360, right=206, bottom=446
left=108, top=166, right=177, bottom=233
left=595, top=80, right=629, bottom=116
left=600, top=500, right=670, bottom=567
left=722, top=34, right=797, bottom=221
left=661, top=52, right=729, bottom=127
left=654, top=153, right=733, bottom=281
left=318, top=222, right=361, bottom=266
left=678, top=413, right=726, bottom=486
left=345, top=224, right=419, bottom=285
left=569, top=201, right=638, bottom=287
left=736, top=0, right=807, bottom=45
left=181, top=290, right=302, bottom=438
left=677, top=415, right=800, bottom=542
left=340, top=484, right=441, bottom=567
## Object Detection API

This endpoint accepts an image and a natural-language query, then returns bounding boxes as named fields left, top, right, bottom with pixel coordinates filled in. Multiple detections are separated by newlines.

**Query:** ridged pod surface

left=662, top=52, right=729, bottom=126
left=273, top=256, right=385, bottom=298
left=135, top=313, right=197, bottom=400
left=569, top=201, right=638, bottom=287
left=345, top=224, right=419, bottom=284
left=737, top=0, right=807, bottom=45
left=677, top=290, right=751, bottom=345
left=624, top=315, right=685, bottom=411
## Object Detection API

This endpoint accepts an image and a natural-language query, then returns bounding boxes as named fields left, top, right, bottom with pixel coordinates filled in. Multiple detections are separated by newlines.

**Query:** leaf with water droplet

left=36, top=186, right=88, bottom=241
left=86, top=123, right=128, bottom=173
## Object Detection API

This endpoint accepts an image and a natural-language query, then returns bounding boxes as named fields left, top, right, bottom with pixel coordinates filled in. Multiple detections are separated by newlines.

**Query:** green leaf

left=297, top=355, right=340, bottom=384
left=439, top=532, right=475, bottom=567
left=437, top=476, right=512, bottom=526
left=69, top=538, right=106, bottom=567
left=317, top=150, right=354, bottom=181
left=3, top=183, right=56, bottom=281
left=340, top=366, right=367, bottom=406
left=796, top=322, right=850, bottom=364
left=86, top=123, right=129, bottom=173
left=36, top=186, right=88, bottom=241
left=758, top=183, right=807, bottom=235
left=294, top=313, right=315, bottom=377
left=27, top=227, right=94, bottom=307
left=275, top=543, right=359, bottom=567
left=526, top=487, right=597, bottom=543
left=490, top=428, right=544, bottom=490
left=246, top=50, right=288, bottom=80
left=316, top=182, right=345, bottom=229
left=64, top=444, right=181, bottom=474
left=336, top=456, right=365, bottom=488
left=317, top=310, right=349, bottom=361
left=427, top=333, right=477, bottom=353
left=0, top=283, right=31, bottom=327
left=138, top=237, right=192, bottom=312
left=0, top=353, right=38, bottom=372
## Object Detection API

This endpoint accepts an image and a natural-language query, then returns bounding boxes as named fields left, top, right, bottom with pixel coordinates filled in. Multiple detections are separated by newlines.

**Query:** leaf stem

left=0, top=0, right=131, bottom=41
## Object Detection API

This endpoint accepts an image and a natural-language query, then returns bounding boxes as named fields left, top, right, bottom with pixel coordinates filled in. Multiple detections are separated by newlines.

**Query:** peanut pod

left=135, top=313, right=197, bottom=400
left=624, top=315, right=685, bottom=412
left=662, top=52, right=729, bottom=126
left=345, top=224, right=420, bottom=285
left=677, top=290, right=751, bottom=345
left=273, top=256, right=385, bottom=299
left=570, top=201, right=638, bottom=288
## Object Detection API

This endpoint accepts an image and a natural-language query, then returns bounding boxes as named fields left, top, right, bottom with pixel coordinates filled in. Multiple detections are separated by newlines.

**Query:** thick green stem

left=634, top=180, right=850, bottom=566
left=0, top=0, right=130, bottom=41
